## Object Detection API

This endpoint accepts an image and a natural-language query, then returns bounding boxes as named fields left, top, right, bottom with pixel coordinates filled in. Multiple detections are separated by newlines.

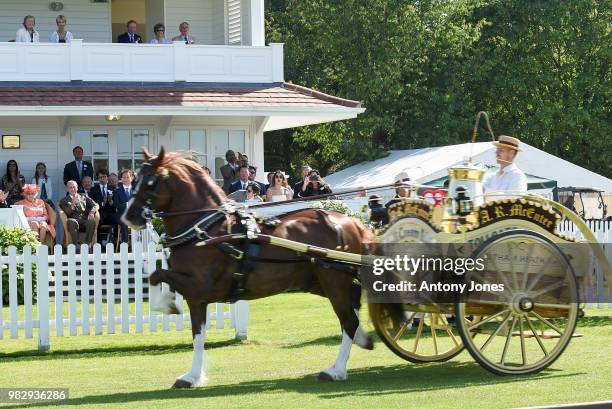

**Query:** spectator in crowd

left=220, top=150, right=239, bottom=194
left=117, top=20, right=142, bottom=43
left=297, top=169, right=332, bottom=198
left=248, top=165, right=267, bottom=195
left=356, top=186, right=367, bottom=197
left=63, top=146, right=93, bottom=192
left=1, top=159, right=26, bottom=205
left=113, top=169, right=135, bottom=243
left=16, top=15, right=39, bottom=43
left=238, top=153, right=249, bottom=167
left=90, top=169, right=116, bottom=243
left=202, top=166, right=211, bottom=176
left=108, top=172, right=119, bottom=189
left=17, top=184, right=56, bottom=243
left=229, top=165, right=251, bottom=194
left=82, top=176, right=93, bottom=197
left=293, top=164, right=312, bottom=198
left=149, top=23, right=170, bottom=44
left=265, top=170, right=293, bottom=202
left=172, top=21, right=195, bottom=44
left=49, top=15, right=73, bottom=43
left=59, top=180, right=99, bottom=246
left=31, top=162, right=53, bottom=204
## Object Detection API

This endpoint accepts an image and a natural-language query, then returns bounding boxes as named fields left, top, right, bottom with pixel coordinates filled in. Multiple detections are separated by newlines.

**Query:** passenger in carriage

left=482, top=135, right=527, bottom=193
left=49, top=15, right=73, bottom=43
left=16, top=15, right=39, bottom=43
left=265, top=170, right=292, bottom=202
left=384, top=171, right=412, bottom=218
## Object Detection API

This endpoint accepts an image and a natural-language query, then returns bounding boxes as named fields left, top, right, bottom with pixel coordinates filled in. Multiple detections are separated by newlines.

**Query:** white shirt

left=31, top=177, right=53, bottom=202
left=483, top=163, right=528, bottom=193
left=49, top=31, right=73, bottom=43
left=16, top=27, right=39, bottom=43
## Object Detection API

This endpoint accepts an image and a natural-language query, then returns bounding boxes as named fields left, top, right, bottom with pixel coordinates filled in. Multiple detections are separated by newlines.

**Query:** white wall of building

left=0, top=0, right=111, bottom=43
left=165, top=0, right=219, bottom=45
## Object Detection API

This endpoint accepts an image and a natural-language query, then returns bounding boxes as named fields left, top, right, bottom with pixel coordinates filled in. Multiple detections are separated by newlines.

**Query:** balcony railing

left=0, top=40, right=284, bottom=83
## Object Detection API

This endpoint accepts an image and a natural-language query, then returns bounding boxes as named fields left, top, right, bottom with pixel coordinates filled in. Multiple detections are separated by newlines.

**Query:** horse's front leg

left=149, top=268, right=182, bottom=315
left=173, top=302, right=208, bottom=388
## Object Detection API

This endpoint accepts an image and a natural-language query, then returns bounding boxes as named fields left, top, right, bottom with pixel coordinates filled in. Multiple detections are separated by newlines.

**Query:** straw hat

left=492, top=135, right=522, bottom=152
left=394, top=171, right=412, bottom=186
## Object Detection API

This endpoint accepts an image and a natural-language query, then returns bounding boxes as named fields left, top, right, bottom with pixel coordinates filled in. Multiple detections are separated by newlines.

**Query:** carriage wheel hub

left=518, top=297, right=534, bottom=312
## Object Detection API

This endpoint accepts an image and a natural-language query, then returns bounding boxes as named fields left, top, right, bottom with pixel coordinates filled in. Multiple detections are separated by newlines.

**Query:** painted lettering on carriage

left=476, top=202, right=557, bottom=233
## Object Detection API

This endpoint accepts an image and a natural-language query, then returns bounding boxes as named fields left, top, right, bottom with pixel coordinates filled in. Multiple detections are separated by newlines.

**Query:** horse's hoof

left=317, top=372, right=335, bottom=382
left=172, top=379, right=193, bottom=389
left=363, top=336, right=374, bottom=350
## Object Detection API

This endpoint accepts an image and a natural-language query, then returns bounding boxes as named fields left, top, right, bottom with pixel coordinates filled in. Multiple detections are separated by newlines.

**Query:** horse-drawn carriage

left=123, top=130, right=610, bottom=387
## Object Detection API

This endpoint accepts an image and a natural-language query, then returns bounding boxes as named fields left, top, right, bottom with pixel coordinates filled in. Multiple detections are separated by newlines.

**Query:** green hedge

left=1, top=226, right=40, bottom=304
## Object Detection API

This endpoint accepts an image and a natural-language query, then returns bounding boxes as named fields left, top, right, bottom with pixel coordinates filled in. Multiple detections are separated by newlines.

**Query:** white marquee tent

left=326, top=142, right=612, bottom=194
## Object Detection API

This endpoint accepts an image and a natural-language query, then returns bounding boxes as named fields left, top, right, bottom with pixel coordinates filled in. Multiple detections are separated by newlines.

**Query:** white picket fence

left=0, top=243, right=249, bottom=351
left=558, top=220, right=611, bottom=309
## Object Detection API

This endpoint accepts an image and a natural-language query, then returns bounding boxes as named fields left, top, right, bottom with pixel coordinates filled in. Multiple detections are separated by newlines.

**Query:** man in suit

left=90, top=169, right=116, bottom=243
left=113, top=169, right=135, bottom=243
left=59, top=180, right=99, bottom=246
left=292, top=164, right=312, bottom=198
left=171, top=21, right=195, bottom=44
left=117, top=20, right=142, bottom=44
left=220, top=150, right=239, bottom=194
left=248, top=165, right=267, bottom=196
left=63, top=146, right=94, bottom=192
left=229, top=165, right=251, bottom=194
left=82, top=176, right=93, bottom=197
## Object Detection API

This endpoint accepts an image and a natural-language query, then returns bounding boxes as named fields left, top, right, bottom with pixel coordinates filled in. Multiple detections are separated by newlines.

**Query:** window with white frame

left=117, top=129, right=150, bottom=172
left=74, top=130, right=109, bottom=172
left=213, top=129, right=246, bottom=185
left=175, top=129, right=208, bottom=166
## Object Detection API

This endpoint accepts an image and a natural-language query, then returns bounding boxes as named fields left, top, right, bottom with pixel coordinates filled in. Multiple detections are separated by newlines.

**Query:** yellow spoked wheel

left=369, top=303, right=469, bottom=363
left=455, top=230, right=579, bottom=375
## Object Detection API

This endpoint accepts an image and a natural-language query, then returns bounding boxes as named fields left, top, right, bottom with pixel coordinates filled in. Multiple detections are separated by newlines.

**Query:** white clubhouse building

left=0, top=0, right=364, bottom=203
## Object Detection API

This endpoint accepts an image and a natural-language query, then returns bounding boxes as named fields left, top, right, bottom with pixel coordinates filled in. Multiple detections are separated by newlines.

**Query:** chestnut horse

left=123, top=147, right=375, bottom=388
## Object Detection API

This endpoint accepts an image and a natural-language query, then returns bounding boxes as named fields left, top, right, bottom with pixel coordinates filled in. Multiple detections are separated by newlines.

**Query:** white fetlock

left=322, top=366, right=348, bottom=381
left=152, top=290, right=182, bottom=315
left=177, top=371, right=208, bottom=388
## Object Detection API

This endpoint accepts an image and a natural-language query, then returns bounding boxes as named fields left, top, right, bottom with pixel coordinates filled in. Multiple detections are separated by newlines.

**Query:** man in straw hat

left=385, top=170, right=414, bottom=210
left=483, top=135, right=527, bottom=193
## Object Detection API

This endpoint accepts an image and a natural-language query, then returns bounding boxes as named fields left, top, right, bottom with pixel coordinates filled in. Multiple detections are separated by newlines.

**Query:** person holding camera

left=297, top=169, right=332, bottom=198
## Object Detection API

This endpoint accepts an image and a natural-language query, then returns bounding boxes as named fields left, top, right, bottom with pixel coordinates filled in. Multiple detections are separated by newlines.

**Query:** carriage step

left=510, top=331, right=584, bottom=339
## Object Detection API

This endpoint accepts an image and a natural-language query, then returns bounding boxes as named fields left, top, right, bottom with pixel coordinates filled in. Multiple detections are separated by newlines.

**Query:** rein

left=152, top=181, right=440, bottom=218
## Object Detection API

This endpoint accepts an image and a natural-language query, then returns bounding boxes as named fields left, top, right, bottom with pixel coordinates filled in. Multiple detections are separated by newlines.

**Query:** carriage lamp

left=368, top=194, right=386, bottom=225
left=454, top=186, right=473, bottom=217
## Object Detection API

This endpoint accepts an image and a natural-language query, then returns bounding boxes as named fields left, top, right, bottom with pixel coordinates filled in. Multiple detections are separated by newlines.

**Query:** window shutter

left=226, top=0, right=242, bottom=45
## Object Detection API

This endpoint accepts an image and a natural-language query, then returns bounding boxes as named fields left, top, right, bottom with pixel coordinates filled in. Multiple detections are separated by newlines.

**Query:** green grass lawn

left=1, top=294, right=611, bottom=409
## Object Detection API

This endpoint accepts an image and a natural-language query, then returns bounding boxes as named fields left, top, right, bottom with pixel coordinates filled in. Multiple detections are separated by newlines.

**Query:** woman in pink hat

left=16, top=184, right=56, bottom=243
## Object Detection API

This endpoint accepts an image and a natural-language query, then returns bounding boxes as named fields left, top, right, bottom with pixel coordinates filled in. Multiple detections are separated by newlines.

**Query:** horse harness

left=158, top=204, right=358, bottom=302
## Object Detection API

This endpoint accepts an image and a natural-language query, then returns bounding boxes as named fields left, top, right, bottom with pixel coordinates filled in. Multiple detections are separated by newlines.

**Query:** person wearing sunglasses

left=149, top=23, right=170, bottom=44
left=265, top=170, right=293, bottom=202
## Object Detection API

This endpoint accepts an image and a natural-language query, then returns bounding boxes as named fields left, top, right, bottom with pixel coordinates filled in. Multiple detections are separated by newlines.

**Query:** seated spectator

left=16, top=184, right=56, bottom=243
left=117, top=20, right=142, bottom=43
left=172, top=21, right=195, bottom=44
left=16, top=15, right=39, bottom=43
left=265, top=170, right=293, bottom=202
left=1, top=160, right=27, bottom=205
left=292, top=164, right=312, bottom=198
left=248, top=165, right=267, bottom=195
left=49, top=15, right=73, bottom=43
left=82, top=176, right=93, bottom=197
left=59, top=181, right=99, bottom=246
left=113, top=169, right=135, bottom=243
left=108, top=172, right=119, bottom=189
left=149, top=23, right=170, bottom=44
left=31, top=162, right=53, bottom=205
left=297, top=169, right=332, bottom=198
left=229, top=165, right=251, bottom=194
left=90, top=169, right=116, bottom=243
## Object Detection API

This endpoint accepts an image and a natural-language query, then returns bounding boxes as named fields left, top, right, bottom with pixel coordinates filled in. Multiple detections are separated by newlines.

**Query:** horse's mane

left=152, top=151, right=227, bottom=203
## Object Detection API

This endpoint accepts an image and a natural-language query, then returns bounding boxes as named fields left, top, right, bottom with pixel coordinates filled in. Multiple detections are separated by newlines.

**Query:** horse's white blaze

left=177, top=325, right=208, bottom=387
left=322, top=331, right=352, bottom=381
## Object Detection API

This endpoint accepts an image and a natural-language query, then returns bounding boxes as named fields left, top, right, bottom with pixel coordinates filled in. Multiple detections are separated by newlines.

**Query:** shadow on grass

left=1, top=362, right=584, bottom=408
left=0, top=339, right=245, bottom=362
left=578, top=316, right=612, bottom=327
